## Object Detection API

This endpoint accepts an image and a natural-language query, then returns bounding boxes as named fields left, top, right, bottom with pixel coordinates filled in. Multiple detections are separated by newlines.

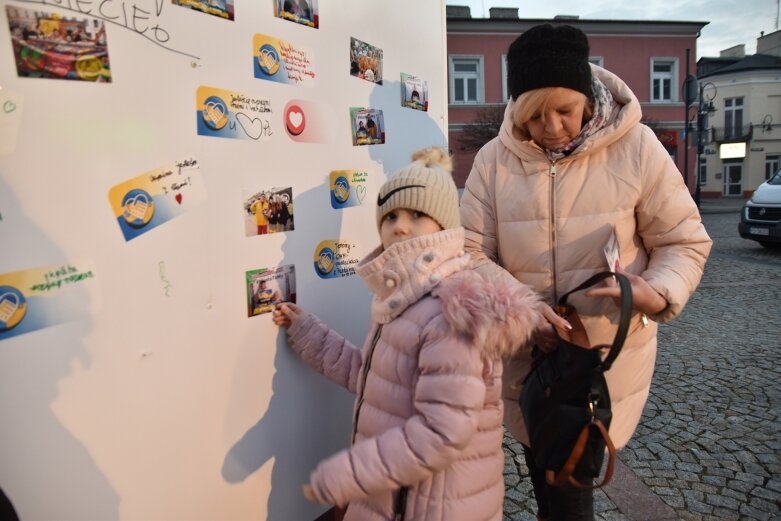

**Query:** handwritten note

left=108, top=158, right=206, bottom=241
left=14, top=0, right=199, bottom=59
left=330, top=170, right=368, bottom=209
left=0, top=88, right=23, bottom=156
left=253, top=34, right=316, bottom=88
left=197, top=86, right=273, bottom=141
left=158, top=261, right=172, bottom=296
left=313, top=240, right=360, bottom=279
left=0, top=261, right=100, bottom=341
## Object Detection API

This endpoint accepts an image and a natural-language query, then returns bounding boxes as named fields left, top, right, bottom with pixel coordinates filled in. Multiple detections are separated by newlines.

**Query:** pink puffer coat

left=285, top=228, right=541, bottom=521
left=459, top=65, right=712, bottom=448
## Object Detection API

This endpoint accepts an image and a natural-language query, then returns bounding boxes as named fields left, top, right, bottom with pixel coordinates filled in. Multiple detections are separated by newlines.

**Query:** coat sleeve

left=306, top=316, right=488, bottom=507
left=634, top=125, right=713, bottom=323
left=460, top=147, right=524, bottom=287
left=286, top=313, right=363, bottom=393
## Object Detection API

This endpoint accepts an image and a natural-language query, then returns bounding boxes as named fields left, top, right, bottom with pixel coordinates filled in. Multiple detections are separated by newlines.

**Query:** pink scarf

left=546, top=77, right=615, bottom=161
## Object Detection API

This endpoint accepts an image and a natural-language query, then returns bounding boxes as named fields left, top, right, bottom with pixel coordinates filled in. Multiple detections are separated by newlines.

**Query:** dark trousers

left=523, top=445, right=594, bottom=521
left=0, top=488, right=19, bottom=521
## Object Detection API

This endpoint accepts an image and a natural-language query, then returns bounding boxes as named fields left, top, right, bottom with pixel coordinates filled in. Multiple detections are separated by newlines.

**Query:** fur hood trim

left=433, top=271, right=542, bottom=359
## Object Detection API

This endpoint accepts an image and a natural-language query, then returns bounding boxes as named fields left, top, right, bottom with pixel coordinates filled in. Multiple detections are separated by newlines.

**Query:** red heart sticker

left=175, top=193, right=183, bottom=204
left=285, top=105, right=306, bottom=136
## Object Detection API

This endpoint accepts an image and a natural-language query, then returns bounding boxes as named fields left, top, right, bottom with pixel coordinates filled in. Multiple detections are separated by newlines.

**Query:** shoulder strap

left=558, top=271, right=632, bottom=371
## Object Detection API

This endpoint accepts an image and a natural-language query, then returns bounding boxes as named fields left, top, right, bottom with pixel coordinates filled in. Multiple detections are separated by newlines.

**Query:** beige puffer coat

left=286, top=229, right=542, bottom=520
left=459, top=65, right=712, bottom=448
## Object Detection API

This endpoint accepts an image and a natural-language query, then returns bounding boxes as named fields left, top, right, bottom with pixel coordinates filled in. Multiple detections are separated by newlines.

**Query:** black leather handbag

left=520, top=271, right=632, bottom=488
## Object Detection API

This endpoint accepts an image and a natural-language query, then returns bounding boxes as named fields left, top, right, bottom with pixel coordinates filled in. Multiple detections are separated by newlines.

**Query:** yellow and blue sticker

left=196, top=85, right=273, bottom=141
left=108, top=158, right=206, bottom=242
left=0, top=262, right=98, bottom=341
left=253, top=34, right=316, bottom=87
left=313, top=240, right=359, bottom=279
left=329, top=170, right=368, bottom=209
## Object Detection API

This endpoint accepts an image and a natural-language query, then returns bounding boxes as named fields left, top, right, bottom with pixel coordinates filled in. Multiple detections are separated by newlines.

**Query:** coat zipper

left=394, top=486, right=408, bottom=521
left=351, top=324, right=383, bottom=444
left=549, top=160, right=559, bottom=303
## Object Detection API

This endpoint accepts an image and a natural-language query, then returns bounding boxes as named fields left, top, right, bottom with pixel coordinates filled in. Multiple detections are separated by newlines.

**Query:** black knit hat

left=507, top=24, right=592, bottom=100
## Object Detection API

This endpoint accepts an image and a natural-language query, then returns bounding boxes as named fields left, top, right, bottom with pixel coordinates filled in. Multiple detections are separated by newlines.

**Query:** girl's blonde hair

left=511, top=88, right=593, bottom=141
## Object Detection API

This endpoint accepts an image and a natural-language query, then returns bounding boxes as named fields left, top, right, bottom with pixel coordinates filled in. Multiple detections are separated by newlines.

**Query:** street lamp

left=694, top=82, right=717, bottom=207
left=683, top=70, right=697, bottom=193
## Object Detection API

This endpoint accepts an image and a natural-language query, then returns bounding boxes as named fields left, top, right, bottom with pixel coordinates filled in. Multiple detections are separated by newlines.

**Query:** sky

left=450, top=0, right=781, bottom=60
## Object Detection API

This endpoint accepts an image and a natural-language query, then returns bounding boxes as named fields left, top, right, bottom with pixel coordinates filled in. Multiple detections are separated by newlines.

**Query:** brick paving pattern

left=503, top=207, right=781, bottom=520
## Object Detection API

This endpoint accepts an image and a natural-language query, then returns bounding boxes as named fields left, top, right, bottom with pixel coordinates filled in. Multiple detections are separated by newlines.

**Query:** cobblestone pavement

left=503, top=209, right=781, bottom=520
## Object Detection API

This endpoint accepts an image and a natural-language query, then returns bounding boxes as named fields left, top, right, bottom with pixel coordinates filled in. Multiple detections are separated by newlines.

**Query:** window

left=765, top=155, right=780, bottom=180
left=699, top=155, right=707, bottom=185
left=449, top=56, right=483, bottom=104
left=650, top=58, right=677, bottom=102
left=724, top=97, right=744, bottom=139
left=589, top=56, right=604, bottom=68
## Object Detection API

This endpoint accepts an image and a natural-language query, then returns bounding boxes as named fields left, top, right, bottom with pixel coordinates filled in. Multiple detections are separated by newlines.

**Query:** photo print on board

left=350, top=107, right=385, bottom=146
left=401, top=73, right=428, bottom=111
left=246, top=265, right=296, bottom=317
left=171, top=0, right=234, bottom=21
left=274, top=0, right=319, bottom=29
left=254, top=33, right=316, bottom=87
left=350, top=37, right=383, bottom=85
left=5, top=5, right=112, bottom=82
left=242, top=186, right=294, bottom=237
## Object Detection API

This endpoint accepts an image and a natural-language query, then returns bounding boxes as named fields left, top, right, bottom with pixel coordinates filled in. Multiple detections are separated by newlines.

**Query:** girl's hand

left=584, top=268, right=667, bottom=315
left=531, top=303, right=572, bottom=352
left=272, top=302, right=303, bottom=328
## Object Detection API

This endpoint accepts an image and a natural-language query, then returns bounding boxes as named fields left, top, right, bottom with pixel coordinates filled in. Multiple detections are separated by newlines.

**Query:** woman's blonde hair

left=511, top=88, right=593, bottom=141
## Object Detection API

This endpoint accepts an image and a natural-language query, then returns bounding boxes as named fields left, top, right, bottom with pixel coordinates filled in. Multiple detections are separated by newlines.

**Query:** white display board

left=0, top=1, right=448, bottom=519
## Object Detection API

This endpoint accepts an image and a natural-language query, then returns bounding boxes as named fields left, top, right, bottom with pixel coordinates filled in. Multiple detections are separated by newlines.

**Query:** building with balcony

left=696, top=30, right=781, bottom=198
left=446, top=6, right=707, bottom=191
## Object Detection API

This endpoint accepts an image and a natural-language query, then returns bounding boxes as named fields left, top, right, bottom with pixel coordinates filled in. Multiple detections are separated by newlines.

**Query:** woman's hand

left=584, top=268, right=667, bottom=315
left=531, top=303, right=572, bottom=352
left=272, top=302, right=303, bottom=328
left=302, top=484, right=319, bottom=503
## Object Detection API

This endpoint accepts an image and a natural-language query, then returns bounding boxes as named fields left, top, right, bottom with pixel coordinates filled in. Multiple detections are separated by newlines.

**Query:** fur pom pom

left=436, top=272, right=543, bottom=358
left=411, top=147, right=453, bottom=173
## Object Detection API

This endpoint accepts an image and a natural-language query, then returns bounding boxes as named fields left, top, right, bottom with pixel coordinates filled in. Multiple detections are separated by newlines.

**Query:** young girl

left=273, top=148, right=543, bottom=520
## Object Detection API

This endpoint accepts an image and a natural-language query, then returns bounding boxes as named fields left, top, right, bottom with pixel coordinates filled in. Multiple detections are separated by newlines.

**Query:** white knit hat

left=376, top=147, right=460, bottom=231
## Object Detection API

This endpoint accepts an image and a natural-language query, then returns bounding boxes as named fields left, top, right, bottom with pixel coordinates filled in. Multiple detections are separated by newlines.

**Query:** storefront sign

left=719, top=142, right=746, bottom=159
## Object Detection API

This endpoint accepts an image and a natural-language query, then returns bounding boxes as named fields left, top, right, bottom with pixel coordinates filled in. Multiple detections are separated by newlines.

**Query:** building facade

left=446, top=6, right=707, bottom=191
left=697, top=30, right=781, bottom=198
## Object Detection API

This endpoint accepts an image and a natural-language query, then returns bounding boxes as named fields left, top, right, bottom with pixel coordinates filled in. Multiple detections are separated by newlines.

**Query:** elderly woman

left=460, top=24, right=712, bottom=520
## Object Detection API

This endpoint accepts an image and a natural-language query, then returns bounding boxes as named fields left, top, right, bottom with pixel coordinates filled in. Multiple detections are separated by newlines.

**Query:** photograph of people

left=6, top=6, right=112, bottom=82
left=244, top=188, right=294, bottom=237
left=246, top=265, right=295, bottom=317
left=459, top=24, right=712, bottom=520
left=350, top=108, right=385, bottom=146
left=401, top=73, right=428, bottom=111
left=349, top=37, right=383, bottom=84
left=275, top=0, right=318, bottom=28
